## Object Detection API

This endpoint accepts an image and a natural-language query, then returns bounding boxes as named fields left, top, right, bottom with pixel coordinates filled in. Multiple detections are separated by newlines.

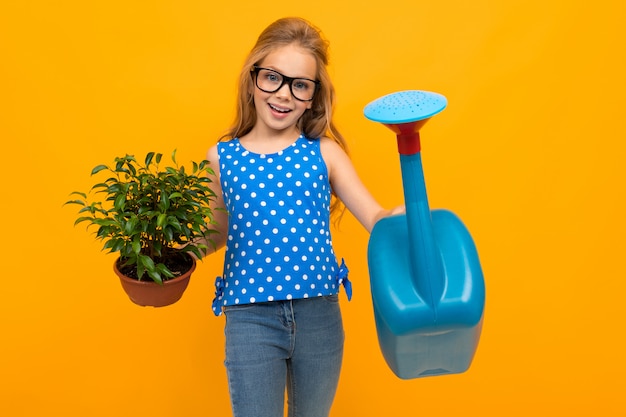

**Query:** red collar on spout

left=384, top=120, right=430, bottom=155
left=396, top=132, right=421, bottom=154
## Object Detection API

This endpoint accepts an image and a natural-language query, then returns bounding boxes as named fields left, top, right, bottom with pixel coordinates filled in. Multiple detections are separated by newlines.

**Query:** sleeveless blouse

left=211, top=135, right=351, bottom=315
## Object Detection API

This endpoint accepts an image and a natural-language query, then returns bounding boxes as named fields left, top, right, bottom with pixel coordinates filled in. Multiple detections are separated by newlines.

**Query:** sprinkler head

left=364, top=90, right=447, bottom=155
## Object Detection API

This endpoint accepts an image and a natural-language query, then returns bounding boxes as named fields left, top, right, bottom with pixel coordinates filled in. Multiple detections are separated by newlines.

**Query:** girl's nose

left=275, top=82, right=292, bottom=99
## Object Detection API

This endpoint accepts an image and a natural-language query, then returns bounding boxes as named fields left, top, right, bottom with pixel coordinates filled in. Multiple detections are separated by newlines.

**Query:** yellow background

left=1, top=1, right=625, bottom=415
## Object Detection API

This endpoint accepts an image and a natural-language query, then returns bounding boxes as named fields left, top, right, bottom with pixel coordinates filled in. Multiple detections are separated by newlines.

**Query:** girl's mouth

left=269, top=103, right=291, bottom=113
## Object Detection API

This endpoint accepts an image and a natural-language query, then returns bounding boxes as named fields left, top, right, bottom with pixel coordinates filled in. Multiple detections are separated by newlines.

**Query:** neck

left=239, top=128, right=301, bottom=154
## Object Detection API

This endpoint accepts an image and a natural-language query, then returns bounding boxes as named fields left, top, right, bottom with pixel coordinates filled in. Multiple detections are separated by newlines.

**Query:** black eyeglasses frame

left=250, top=66, right=320, bottom=102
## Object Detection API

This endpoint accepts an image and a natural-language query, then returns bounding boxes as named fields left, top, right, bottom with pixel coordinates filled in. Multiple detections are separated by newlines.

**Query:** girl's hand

left=373, top=205, right=405, bottom=226
left=388, top=205, right=406, bottom=217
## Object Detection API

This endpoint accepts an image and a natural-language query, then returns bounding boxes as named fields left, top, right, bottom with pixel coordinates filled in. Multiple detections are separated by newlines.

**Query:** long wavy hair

left=221, top=17, right=348, bottom=219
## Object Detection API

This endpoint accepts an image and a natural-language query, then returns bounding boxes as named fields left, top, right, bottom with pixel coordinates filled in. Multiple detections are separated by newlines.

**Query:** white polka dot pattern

left=214, top=135, right=343, bottom=309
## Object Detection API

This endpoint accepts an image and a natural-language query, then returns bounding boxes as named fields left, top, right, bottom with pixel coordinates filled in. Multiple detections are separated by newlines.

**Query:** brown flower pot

left=114, top=257, right=196, bottom=307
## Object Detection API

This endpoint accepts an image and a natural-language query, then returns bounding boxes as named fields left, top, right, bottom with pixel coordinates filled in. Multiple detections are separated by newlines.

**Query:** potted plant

left=65, top=150, right=219, bottom=307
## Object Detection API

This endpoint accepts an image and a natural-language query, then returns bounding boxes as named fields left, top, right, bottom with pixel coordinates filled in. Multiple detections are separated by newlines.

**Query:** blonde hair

left=222, top=17, right=348, bottom=219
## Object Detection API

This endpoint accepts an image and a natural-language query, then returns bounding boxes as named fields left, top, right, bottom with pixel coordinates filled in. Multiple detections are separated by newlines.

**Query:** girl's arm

left=199, top=145, right=229, bottom=256
left=320, top=137, right=404, bottom=233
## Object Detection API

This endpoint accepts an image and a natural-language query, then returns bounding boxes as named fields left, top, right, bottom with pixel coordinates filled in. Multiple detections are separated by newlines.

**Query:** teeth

left=270, top=104, right=290, bottom=113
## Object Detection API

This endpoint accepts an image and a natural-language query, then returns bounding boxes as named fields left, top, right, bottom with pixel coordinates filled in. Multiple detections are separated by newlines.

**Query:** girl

left=204, top=17, right=403, bottom=417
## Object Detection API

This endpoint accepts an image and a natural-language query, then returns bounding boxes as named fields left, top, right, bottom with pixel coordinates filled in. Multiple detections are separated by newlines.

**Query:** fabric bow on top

left=212, top=276, right=226, bottom=316
left=337, top=258, right=352, bottom=301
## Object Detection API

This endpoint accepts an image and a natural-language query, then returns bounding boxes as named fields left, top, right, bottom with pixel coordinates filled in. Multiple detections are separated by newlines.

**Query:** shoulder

left=319, top=136, right=349, bottom=162
left=319, top=136, right=351, bottom=178
left=206, top=140, right=232, bottom=172
left=207, top=138, right=237, bottom=161
left=319, top=136, right=347, bottom=156
left=207, top=143, right=220, bottom=163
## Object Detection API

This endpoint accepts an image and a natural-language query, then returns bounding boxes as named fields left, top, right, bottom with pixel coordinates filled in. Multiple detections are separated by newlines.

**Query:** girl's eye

left=266, top=72, right=281, bottom=83
left=293, top=81, right=311, bottom=91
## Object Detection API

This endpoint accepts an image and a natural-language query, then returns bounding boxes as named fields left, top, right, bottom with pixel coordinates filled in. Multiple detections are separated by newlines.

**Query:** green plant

left=65, top=150, right=218, bottom=284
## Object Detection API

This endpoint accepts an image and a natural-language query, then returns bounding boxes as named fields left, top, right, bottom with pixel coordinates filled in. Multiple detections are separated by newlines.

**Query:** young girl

left=204, top=17, right=402, bottom=417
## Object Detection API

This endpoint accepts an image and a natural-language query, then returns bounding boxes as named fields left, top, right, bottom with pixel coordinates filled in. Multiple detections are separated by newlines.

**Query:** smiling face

left=251, top=43, right=318, bottom=139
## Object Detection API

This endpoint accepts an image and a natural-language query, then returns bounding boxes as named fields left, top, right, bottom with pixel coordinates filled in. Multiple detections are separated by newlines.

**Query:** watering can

left=364, top=90, right=485, bottom=379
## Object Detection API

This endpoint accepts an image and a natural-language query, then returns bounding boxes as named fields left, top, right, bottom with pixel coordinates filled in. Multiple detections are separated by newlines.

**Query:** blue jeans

left=223, top=295, right=344, bottom=417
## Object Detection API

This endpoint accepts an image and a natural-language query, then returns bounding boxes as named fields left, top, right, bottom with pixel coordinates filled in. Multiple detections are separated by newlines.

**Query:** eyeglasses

left=251, top=66, right=319, bottom=102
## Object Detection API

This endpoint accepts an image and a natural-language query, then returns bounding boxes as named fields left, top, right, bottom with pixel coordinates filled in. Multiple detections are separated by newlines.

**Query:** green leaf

left=119, top=242, right=133, bottom=257
left=92, top=218, right=117, bottom=227
left=156, top=263, right=175, bottom=279
left=153, top=240, right=163, bottom=257
left=137, top=262, right=145, bottom=280
left=90, top=165, right=109, bottom=175
left=166, top=217, right=182, bottom=231
left=73, top=216, right=94, bottom=226
left=124, top=217, right=137, bottom=235
left=159, top=190, right=169, bottom=211
left=132, top=239, right=141, bottom=255
left=114, top=194, right=126, bottom=211
left=78, top=206, right=97, bottom=214
left=145, top=152, right=155, bottom=166
left=68, top=191, right=87, bottom=199
left=113, top=239, right=126, bottom=253
left=90, top=182, right=109, bottom=192
left=104, top=238, right=125, bottom=253
left=182, top=245, right=204, bottom=260
left=147, top=269, right=163, bottom=285
left=156, top=213, right=167, bottom=228
left=163, top=226, right=174, bottom=242
left=64, top=199, right=86, bottom=207
left=139, top=254, right=154, bottom=268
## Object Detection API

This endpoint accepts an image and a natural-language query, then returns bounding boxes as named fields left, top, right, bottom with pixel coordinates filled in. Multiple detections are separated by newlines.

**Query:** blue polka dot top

left=211, top=134, right=351, bottom=316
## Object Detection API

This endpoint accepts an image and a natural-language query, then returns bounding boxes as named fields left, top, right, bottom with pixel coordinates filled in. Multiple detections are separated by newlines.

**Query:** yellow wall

left=1, top=1, right=625, bottom=415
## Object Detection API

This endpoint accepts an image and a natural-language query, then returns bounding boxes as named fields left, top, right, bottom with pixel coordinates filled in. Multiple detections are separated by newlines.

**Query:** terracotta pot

left=113, top=257, right=196, bottom=307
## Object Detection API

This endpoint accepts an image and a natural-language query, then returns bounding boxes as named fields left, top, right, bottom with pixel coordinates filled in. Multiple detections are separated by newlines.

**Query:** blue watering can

left=364, top=90, right=485, bottom=379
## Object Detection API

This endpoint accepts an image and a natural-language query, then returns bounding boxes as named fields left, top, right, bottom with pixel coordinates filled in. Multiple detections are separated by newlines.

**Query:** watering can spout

left=378, top=115, right=447, bottom=309
left=364, top=90, right=485, bottom=379
left=400, top=152, right=446, bottom=308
